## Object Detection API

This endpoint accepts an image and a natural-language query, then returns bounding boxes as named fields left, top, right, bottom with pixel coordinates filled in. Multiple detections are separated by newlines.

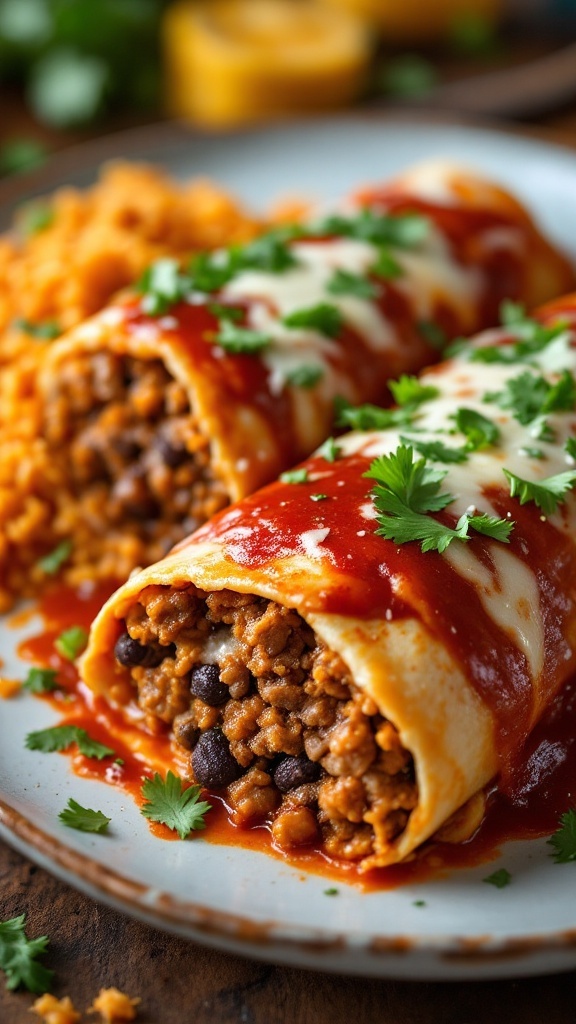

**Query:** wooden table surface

left=4, top=81, right=576, bottom=1022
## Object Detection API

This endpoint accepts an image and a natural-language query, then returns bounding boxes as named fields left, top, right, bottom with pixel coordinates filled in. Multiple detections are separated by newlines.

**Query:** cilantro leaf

left=282, top=303, right=343, bottom=338
left=239, top=232, right=299, bottom=273
left=503, top=468, right=576, bottom=515
left=327, top=268, right=379, bottom=300
left=59, top=798, right=111, bottom=833
left=471, top=303, right=568, bottom=365
left=565, top=437, right=576, bottom=460
left=17, top=201, right=54, bottom=237
left=310, top=493, right=328, bottom=502
left=399, top=436, right=468, bottom=465
left=452, top=408, right=500, bottom=451
left=12, top=318, right=61, bottom=340
left=280, top=468, right=309, bottom=484
left=317, top=437, right=342, bottom=462
left=0, top=915, right=53, bottom=994
left=365, top=446, right=453, bottom=514
left=335, top=397, right=414, bottom=432
left=459, top=512, right=514, bottom=543
left=22, top=668, right=59, bottom=694
left=285, top=364, right=324, bottom=388
left=206, top=303, right=243, bottom=322
left=215, top=320, right=271, bottom=355
left=37, top=540, right=72, bottom=576
left=483, top=868, right=512, bottom=889
left=25, top=725, right=115, bottom=760
left=55, top=626, right=88, bottom=661
left=389, top=375, right=439, bottom=409
left=418, top=320, right=448, bottom=350
left=548, top=809, right=576, bottom=863
left=370, top=248, right=403, bottom=279
left=312, top=208, right=429, bottom=249
left=485, top=371, right=551, bottom=425
left=138, top=258, right=190, bottom=316
left=140, top=771, right=211, bottom=839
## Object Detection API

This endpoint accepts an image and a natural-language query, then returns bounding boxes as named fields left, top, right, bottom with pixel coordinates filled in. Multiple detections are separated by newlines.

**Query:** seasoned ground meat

left=119, top=585, right=418, bottom=862
left=43, top=351, right=229, bottom=553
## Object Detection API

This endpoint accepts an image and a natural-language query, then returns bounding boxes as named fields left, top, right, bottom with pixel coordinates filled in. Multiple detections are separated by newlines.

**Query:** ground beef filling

left=44, top=351, right=229, bottom=552
left=117, top=585, right=418, bottom=862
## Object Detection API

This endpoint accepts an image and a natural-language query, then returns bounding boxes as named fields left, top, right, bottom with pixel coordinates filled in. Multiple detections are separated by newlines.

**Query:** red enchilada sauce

left=13, top=578, right=576, bottom=890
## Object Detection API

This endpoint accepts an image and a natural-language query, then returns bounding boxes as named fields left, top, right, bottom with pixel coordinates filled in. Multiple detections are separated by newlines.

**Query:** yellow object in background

left=163, top=0, right=373, bottom=128
left=320, top=0, right=501, bottom=43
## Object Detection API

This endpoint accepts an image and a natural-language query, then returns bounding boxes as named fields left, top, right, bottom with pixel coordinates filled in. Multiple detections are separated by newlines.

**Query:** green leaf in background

left=0, top=138, right=47, bottom=176
left=28, top=47, right=110, bottom=127
left=379, top=55, right=438, bottom=99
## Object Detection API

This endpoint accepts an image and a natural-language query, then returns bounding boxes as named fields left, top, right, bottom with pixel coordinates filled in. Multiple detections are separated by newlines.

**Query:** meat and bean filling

left=44, top=351, right=229, bottom=552
left=115, top=585, right=418, bottom=861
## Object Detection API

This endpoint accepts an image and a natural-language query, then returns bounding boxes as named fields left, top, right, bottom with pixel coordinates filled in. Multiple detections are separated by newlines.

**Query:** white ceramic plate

left=2, top=116, right=576, bottom=981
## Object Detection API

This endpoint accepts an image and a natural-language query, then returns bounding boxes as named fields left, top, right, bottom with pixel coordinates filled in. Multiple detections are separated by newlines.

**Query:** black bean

left=189, top=664, right=228, bottom=706
left=114, top=631, right=165, bottom=668
left=273, top=754, right=321, bottom=793
left=192, top=729, right=241, bottom=788
left=155, top=432, right=187, bottom=468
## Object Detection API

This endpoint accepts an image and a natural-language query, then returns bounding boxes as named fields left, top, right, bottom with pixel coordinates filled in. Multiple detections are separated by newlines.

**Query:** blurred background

left=1, top=0, right=576, bottom=175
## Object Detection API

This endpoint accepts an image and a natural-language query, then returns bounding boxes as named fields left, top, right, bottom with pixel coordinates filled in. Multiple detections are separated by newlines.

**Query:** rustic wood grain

left=2, top=840, right=576, bottom=1024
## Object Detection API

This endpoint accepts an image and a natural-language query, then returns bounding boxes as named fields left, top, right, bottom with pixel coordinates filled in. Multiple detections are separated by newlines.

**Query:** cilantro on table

left=215, top=320, right=271, bottom=355
left=25, top=724, right=115, bottom=760
left=55, top=626, right=88, bottom=661
left=37, top=540, right=72, bottom=576
left=483, top=868, right=512, bottom=889
left=285, top=364, right=324, bottom=389
left=12, top=318, right=61, bottom=340
left=503, top=467, right=576, bottom=516
left=547, top=809, right=576, bottom=863
left=140, top=771, right=211, bottom=839
left=280, top=468, right=309, bottom=485
left=327, top=268, right=380, bottom=300
left=0, top=915, right=53, bottom=994
left=335, top=397, right=414, bottom=433
left=59, top=798, right=110, bottom=834
left=317, top=436, right=342, bottom=463
left=22, top=668, right=58, bottom=694
left=365, top=444, right=513, bottom=554
left=389, top=374, right=439, bottom=409
left=451, top=408, right=500, bottom=452
left=282, top=303, right=343, bottom=338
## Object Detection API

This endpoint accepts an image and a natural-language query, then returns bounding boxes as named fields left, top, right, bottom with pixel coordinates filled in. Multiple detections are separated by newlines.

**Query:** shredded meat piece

left=121, top=586, right=418, bottom=862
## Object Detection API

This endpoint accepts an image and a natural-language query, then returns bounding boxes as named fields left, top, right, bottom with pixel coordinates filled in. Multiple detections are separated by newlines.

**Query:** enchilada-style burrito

left=83, top=294, right=576, bottom=869
left=2, top=160, right=572, bottom=605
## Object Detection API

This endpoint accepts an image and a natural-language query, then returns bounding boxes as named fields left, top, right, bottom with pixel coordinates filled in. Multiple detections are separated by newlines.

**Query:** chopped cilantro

left=17, top=201, right=54, bottom=236
left=0, top=915, right=53, bottom=994
left=280, top=468, right=309, bottom=484
left=282, top=303, right=343, bottom=338
left=485, top=370, right=576, bottom=430
left=207, top=303, right=243, bottom=322
left=22, top=667, right=58, bottom=694
left=366, top=445, right=513, bottom=553
left=566, top=437, right=576, bottom=461
left=188, top=251, right=236, bottom=293
left=215, top=320, right=271, bottom=355
left=412, top=900, right=427, bottom=907
left=399, top=436, right=468, bottom=464
left=452, top=408, right=500, bottom=451
left=140, top=771, right=211, bottom=839
left=503, top=467, right=576, bottom=516
left=138, top=258, right=190, bottom=316
left=370, top=248, right=403, bottom=279
left=312, top=208, right=429, bottom=249
left=37, top=539, right=72, bottom=576
left=389, top=374, right=439, bottom=408
left=519, top=446, right=545, bottom=460
left=12, top=318, right=60, bottom=340
left=483, top=868, right=512, bottom=889
left=25, top=724, right=115, bottom=760
left=239, top=231, right=299, bottom=273
left=317, top=436, right=342, bottom=462
left=310, top=493, right=328, bottom=502
left=471, top=303, right=568, bottom=365
left=380, top=54, right=438, bottom=98
left=327, top=268, right=379, bottom=300
left=285, top=364, right=324, bottom=389
left=548, top=809, right=576, bottom=863
left=323, top=887, right=339, bottom=896
left=335, top=397, right=414, bottom=432
left=55, top=625, right=88, bottom=661
left=59, top=798, right=110, bottom=834
left=418, top=320, right=448, bottom=351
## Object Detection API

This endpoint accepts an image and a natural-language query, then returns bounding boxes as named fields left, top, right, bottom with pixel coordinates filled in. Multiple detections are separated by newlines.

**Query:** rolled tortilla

left=83, top=294, right=576, bottom=868
left=10, top=162, right=574, bottom=589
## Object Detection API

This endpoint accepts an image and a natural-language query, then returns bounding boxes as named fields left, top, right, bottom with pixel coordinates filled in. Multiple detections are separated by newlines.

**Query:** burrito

left=82, top=294, right=576, bottom=868
left=2, top=161, right=573, bottom=604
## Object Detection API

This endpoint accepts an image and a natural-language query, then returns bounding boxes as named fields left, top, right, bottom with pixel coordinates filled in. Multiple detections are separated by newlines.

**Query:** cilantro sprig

left=0, top=916, right=53, bottom=994
left=486, top=369, right=576, bottom=428
left=140, top=771, right=211, bottom=839
left=452, top=408, right=500, bottom=452
left=366, top=445, right=513, bottom=553
left=59, top=798, right=111, bottom=834
left=55, top=626, right=88, bottom=661
left=389, top=375, right=439, bottom=408
left=22, top=668, right=59, bottom=694
left=503, top=467, right=576, bottom=515
left=470, top=301, right=568, bottom=365
left=25, top=725, right=115, bottom=760
left=548, top=809, right=576, bottom=863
